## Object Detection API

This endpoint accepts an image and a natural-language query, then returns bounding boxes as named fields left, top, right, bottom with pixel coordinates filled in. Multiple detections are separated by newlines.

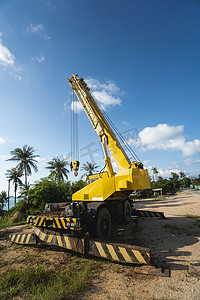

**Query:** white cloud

left=92, top=90, right=121, bottom=107
left=145, top=164, right=181, bottom=178
left=171, top=161, right=180, bottom=168
left=0, top=36, right=15, bottom=66
left=157, top=167, right=181, bottom=178
left=70, top=101, right=83, bottom=113
left=0, top=137, right=6, bottom=144
left=86, top=77, right=121, bottom=94
left=68, top=77, right=123, bottom=114
left=85, top=77, right=122, bottom=109
left=143, top=160, right=150, bottom=166
left=129, top=123, right=200, bottom=157
left=35, top=56, right=45, bottom=63
left=122, top=121, right=130, bottom=126
left=183, top=158, right=200, bottom=166
left=9, top=72, right=22, bottom=81
left=36, top=156, right=49, bottom=166
left=26, top=23, right=51, bottom=40
left=0, top=33, right=23, bottom=80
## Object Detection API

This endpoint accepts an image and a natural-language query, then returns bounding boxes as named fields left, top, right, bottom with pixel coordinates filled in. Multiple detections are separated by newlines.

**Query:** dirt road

left=0, top=189, right=200, bottom=299
left=81, top=189, right=200, bottom=300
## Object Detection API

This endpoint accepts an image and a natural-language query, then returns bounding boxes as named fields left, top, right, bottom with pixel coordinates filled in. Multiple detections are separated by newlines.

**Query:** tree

left=71, top=180, right=85, bottom=194
left=46, top=157, right=69, bottom=182
left=19, top=183, right=31, bottom=197
left=81, top=161, right=99, bottom=178
left=0, top=191, right=7, bottom=211
left=152, top=167, right=159, bottom=182
left=7, top=179, right=11, bottom=210
left=7, top=145, right=39, bottom=189
left=27, top=179, right=71, bottom=214
left=193, top=174, right=200, bottom=185
left=170, top=172, right=180, bottom=190
left=6, top=168, right=23, bottom=205
left=179, top=171, right=186, bottom=179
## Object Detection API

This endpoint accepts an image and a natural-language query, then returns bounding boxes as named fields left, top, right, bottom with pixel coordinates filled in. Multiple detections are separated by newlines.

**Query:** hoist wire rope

left=70, top=90, right=73, bottom=162
left=75, top=93, right=79, bottom=161
left=93, top=97, right=141, bottom=162
left=70, top=91, right=79, bottom=163
left=72, top=92, right=75, bottom=161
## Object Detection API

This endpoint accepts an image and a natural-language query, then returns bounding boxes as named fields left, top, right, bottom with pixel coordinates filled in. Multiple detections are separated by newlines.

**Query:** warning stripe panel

left=9, top=233, right=37, bottom=245
left=27, top=215, right=82, bottom=231
left=88, top=240, right=151, bottom=265
left=33, top=227, right=85, bottom=254
left=10, top=227, right=151, bottom=266
left=132, top=209, right=165, bottom=219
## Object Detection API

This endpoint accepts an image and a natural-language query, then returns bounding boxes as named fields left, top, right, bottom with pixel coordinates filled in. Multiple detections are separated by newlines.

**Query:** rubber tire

left=96, top=207, right=111, bottom=240
left=123, top=199, right=132, bottom=224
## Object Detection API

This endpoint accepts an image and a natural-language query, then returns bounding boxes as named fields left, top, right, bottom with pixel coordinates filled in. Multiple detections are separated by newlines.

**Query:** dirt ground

left=0, top=188, right=200, bottom=300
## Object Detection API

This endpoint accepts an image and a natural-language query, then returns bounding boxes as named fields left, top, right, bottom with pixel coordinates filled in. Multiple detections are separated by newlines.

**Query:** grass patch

left=0, top=199, right=27, bottom=229
left=184, top=215, right=200, bottom=222
left=0, top=258, right=99, bottom=300
left=0, top=220, right=27, bottom=229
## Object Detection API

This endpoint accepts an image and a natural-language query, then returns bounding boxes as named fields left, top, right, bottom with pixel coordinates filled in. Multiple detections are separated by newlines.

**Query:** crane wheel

left=96, top=207, right=111, bottom=240
left=123, top=199, right=132, bottom=224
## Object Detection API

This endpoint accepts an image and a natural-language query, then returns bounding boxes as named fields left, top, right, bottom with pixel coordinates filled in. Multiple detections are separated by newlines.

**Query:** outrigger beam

left=132, top=209, right=165, bottom=219
left=9, top=227, right=150, bottom=265
left=9, top=228, right=170, bottom=277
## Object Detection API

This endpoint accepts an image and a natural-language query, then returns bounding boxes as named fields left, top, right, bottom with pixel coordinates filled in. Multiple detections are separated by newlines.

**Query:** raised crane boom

left=68, top=74, right=150, bottom=203
left=68, top=74, right=131, bottom=171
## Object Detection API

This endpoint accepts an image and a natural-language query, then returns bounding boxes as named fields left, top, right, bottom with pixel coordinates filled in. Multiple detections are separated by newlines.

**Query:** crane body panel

left=72, top=168, right=150, bottom=202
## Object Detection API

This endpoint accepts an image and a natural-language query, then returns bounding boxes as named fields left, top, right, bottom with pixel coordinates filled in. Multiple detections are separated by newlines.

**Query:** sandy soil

left=81, top=189, right=200, bottom=300
left=0, top=189, right=200, bottom=299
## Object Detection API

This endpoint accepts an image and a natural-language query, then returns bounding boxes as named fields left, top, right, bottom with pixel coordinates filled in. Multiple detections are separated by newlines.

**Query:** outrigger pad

left=134, top=265, right=171, bottom=277
left=132, top=209, right=165, bottom=219
left=9, top=232, right=37, bottom=245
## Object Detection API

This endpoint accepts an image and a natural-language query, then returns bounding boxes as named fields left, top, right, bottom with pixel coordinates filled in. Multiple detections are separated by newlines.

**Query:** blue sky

left=1, top=0, right=200, bottom=195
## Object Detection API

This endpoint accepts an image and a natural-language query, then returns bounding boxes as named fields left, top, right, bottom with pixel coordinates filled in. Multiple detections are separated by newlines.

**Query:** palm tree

left=0, top=191, right=7, bottom=212
left=7, top=179, right=11, bottom=210
left=152, top=167, right=159, bottom=182
left=7, top=145, right=39, bottom=189
left=46, top=157, right=69, bottom=182
left=81, top=161, right=99, bottom=178
left=6, top=168, right=23, bottom=205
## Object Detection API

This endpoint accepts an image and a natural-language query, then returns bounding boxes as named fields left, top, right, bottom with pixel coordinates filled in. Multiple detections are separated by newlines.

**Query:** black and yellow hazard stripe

left=132, top=209, right=165, bottom=219
left=9, top=232, right=37, bottom=244
left=88, top=240, right=151, bottom=265
left=33, top=227, right=151, bottom=265
left=27, top=215, right=82, bottom=231
left=33, top=227, right=85, bottom=254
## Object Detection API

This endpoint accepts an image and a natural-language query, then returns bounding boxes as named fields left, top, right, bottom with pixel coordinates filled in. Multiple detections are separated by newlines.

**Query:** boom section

left=68, top=74, right=131, bottom=170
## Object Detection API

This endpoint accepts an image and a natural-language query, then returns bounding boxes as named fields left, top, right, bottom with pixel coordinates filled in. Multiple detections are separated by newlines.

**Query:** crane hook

left=70, top=160, right=80, bottom=177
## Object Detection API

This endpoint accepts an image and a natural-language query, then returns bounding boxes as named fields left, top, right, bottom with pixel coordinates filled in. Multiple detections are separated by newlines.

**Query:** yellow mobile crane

left=9, top=74, right=169, bottom=275
left=67, top=74, right=150, bottom=239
